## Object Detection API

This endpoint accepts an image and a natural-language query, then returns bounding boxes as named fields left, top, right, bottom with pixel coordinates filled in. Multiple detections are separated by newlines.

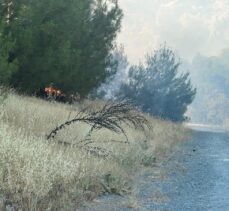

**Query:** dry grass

left=0, top=91, right=188, bottom=210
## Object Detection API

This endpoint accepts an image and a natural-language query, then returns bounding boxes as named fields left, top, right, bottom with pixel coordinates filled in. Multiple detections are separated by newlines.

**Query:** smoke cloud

left=184, top=48, right=229, bottom=126
left=118, top=0, right=229, bottom=63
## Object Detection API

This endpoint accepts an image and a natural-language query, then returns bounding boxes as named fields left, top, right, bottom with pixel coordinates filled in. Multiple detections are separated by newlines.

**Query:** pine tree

left=0, top=0, right=18, bottom=84
left=120, top=46, right=196, bottom=122
left=7, top=0, right=122, bottom=96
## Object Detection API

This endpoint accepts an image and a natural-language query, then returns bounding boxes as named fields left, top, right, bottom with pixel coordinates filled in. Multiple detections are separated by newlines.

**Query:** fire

left=36, top=85, right=80, bottom=103
left=44, top=86, right=65, bottom=98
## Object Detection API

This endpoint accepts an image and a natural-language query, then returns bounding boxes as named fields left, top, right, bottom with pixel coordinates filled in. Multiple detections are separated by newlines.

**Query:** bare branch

left=47, top=100, right=151, bottom=143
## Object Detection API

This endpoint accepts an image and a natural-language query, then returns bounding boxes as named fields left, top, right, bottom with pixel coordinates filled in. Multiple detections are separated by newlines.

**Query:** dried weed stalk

left=47, top=101, right=151, bottom=144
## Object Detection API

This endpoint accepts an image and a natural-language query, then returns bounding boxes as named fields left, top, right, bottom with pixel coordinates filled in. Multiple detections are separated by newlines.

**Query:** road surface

left=81, top=128, right=229, bottom=211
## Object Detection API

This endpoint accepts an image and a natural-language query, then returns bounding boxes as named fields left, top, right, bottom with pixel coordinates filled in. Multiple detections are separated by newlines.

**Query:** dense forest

left=0, top=0, right=196, bottom=122
left=0, top=0, right=123, bottom=96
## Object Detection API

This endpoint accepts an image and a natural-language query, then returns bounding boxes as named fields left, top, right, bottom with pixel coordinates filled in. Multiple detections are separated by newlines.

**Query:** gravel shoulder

left=81, top=129, right=229, bottom=211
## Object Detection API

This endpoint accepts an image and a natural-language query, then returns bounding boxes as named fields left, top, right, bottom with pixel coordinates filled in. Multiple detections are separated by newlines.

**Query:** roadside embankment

left=0, top=92, right=189, bottom=210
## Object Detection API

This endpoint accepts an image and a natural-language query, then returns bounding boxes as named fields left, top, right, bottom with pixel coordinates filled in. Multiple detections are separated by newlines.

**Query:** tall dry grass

left=0, top=91, right=188, bottom=210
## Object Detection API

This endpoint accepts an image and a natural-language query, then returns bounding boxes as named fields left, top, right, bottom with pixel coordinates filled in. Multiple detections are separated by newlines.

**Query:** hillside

left=0, top=92, right=188, bottom=210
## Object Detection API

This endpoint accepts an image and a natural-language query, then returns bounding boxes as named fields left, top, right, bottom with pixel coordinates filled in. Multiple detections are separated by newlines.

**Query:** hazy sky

left=117, top=0, right=229, bottom=64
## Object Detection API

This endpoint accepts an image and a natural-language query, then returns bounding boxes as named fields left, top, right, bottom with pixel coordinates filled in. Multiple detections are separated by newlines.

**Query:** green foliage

left=119, top=46, right=196, bottom=122
left=141, top=155, right=156, bottom=167
left=0, top=21, right=18, bottom=85
left=1, top=0, right=122, bottom=96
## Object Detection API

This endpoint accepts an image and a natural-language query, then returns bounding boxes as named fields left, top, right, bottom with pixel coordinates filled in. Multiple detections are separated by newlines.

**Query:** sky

left=117, top=0, right=229, bottom=64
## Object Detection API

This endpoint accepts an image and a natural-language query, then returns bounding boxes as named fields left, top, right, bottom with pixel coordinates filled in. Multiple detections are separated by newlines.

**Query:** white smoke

left=117, top=0, right=229, bottom=63
left=97, top=46, right=130, bottom=100
left=184, top=48, right=229, bottom=125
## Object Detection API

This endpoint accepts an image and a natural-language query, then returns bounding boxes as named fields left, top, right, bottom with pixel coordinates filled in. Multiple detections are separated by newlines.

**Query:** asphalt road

left=81, top=129, right=229, bottom=211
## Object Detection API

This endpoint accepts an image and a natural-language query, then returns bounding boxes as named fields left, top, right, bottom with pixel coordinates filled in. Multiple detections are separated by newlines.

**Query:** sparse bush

left=141, top=154, right=157, bottom=167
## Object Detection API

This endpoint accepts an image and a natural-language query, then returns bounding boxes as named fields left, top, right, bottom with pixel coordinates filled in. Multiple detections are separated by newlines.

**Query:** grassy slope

left=0, top=93, right=188, bottom=210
